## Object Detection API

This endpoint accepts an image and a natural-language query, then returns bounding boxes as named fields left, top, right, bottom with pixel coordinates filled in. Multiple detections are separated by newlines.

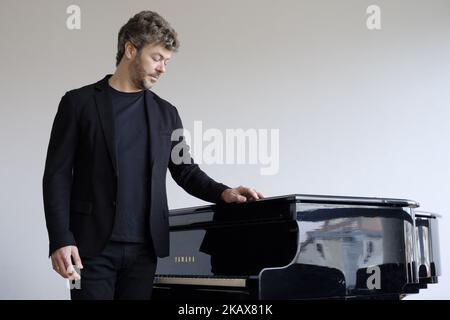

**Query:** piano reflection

left=153, top=194, right=441, bottom=300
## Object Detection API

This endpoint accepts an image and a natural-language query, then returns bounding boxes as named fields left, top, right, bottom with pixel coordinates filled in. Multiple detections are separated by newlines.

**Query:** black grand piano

left=153, top=194, right=441, bottom=300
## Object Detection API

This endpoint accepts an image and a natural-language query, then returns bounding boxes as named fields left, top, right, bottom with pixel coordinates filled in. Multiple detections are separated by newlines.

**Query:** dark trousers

left=70, top=241, right=157, bottom=300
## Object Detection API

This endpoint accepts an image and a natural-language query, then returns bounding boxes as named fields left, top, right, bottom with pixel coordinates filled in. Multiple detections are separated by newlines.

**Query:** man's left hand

left=221, top=186, right=264, bottom=203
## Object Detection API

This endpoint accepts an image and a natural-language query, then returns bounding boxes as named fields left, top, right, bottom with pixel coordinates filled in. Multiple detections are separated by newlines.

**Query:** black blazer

left=43, top=75, right=229, bottom=258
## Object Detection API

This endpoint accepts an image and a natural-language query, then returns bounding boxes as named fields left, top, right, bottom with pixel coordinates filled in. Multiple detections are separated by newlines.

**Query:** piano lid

left=169, top=193, right=419, bottom=217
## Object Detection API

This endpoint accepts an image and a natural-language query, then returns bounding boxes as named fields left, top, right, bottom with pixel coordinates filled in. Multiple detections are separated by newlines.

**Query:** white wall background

left=0, top=0, right=448, bottom=299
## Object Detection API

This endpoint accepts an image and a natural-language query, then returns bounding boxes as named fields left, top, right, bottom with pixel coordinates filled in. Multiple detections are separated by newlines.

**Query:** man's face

left=129, top=43, right=172, bottom=90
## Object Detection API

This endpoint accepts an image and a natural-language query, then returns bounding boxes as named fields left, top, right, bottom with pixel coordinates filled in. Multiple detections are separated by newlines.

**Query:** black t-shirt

left=108, top=85, right=151, bottom=243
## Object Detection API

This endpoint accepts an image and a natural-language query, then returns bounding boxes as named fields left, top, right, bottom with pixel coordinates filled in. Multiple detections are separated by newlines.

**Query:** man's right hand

left=51, top=245, right=83, bottom=280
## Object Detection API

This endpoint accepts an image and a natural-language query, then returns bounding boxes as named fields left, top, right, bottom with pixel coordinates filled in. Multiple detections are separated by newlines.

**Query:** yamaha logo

left=175, top=256, right=195, bottom=263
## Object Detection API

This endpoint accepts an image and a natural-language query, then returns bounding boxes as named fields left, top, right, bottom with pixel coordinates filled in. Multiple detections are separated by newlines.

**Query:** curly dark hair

left=115, top=11, right=180, bottom=66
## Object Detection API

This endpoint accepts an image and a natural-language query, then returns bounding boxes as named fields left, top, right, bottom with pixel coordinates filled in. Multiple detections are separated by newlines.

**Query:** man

left=42, top=10, right=263, bottom=300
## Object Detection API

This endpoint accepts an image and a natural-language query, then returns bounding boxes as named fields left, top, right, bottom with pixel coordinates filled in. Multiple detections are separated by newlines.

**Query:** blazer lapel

left=94, top=75, right=119, bottom=175
left=145, top=90, right=159, bottom=170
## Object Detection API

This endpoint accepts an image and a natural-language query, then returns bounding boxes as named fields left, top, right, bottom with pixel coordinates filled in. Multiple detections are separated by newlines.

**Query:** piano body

left=153, top=194, right=441, bottom=299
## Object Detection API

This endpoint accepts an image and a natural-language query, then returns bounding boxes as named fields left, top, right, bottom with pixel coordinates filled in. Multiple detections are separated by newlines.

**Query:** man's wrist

left=220, top=188, right=231, bottom=202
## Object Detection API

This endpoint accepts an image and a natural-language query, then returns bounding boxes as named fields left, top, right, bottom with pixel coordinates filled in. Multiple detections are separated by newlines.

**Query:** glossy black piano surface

left=153, top=194, right=441, bottom=300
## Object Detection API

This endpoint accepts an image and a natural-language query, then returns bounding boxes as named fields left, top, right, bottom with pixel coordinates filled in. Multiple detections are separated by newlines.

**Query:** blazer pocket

left=70, top=200, right=93, bottom=215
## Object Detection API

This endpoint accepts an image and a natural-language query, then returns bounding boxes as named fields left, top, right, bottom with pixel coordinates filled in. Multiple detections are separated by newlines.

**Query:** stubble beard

left=130, top=55, right=152, bottom=90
